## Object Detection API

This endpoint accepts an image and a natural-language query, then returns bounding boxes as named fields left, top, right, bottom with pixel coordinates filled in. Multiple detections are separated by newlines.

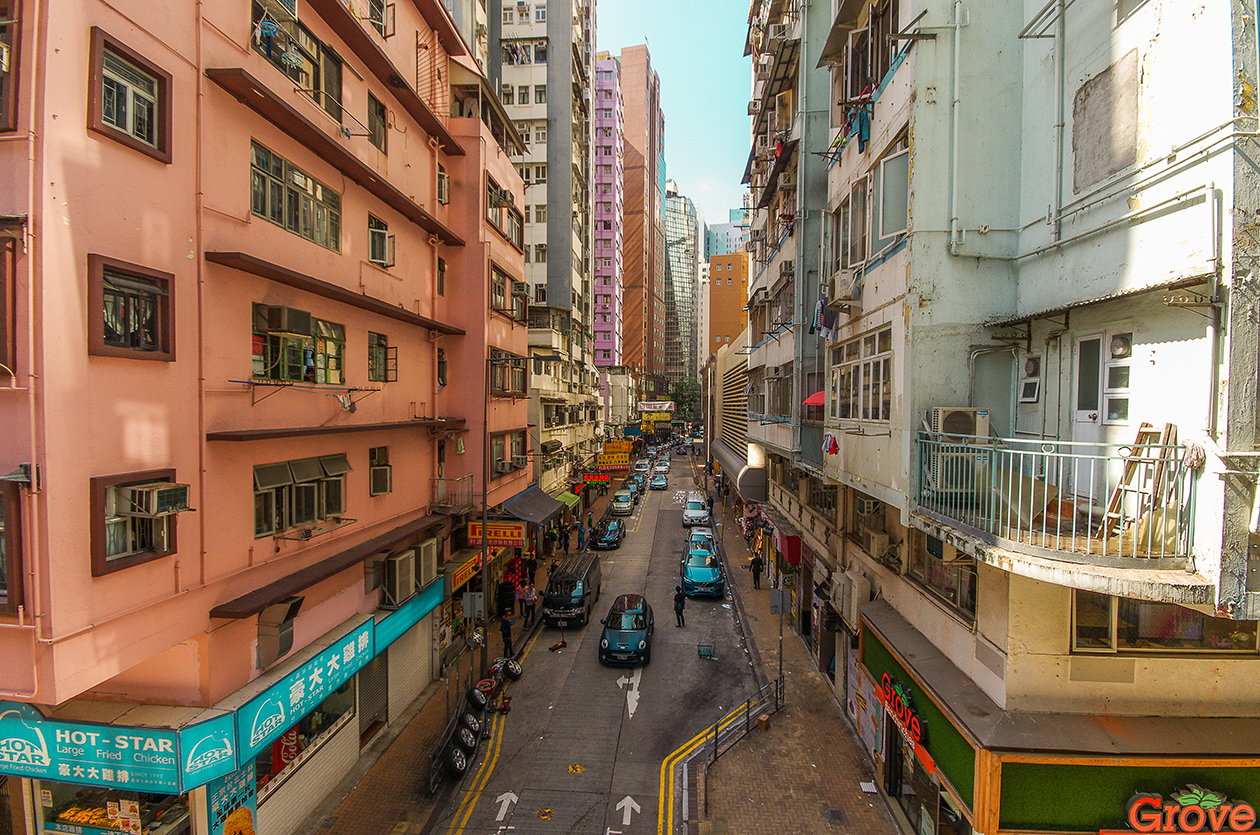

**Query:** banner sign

left=451, top=550, right=484, bottom=590
left=583, top=474, right=611, bottom=484
left=468, top=520, right=526, bottom=548
left=177, top=713, right=237, bottom=788
left=598, top=453, right=630, bottom=471
left=1101, top=788, right=1257, bottom=835
left=642, top=412, right=674, bottom=422
left=208, top=761, right=257, bottom=835
left=638, top=401, right=676, bottom=412
left=878, top=673, right=933, bottom=774
left=236, top=620, right=373, bottom=762
left=604, top=440, right=632, bottom=453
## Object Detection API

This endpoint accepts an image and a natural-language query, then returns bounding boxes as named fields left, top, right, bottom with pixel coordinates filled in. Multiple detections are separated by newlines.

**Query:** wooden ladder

left=1095, top=422, right=1177, bottom=541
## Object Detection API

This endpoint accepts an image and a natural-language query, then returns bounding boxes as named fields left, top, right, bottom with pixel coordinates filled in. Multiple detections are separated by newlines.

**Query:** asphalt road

left=429, top=461, right=757, bottom=835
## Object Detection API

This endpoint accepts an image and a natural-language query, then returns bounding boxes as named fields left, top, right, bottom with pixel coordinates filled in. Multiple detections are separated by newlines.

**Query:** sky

left=595, top=0, right=751, bottom=227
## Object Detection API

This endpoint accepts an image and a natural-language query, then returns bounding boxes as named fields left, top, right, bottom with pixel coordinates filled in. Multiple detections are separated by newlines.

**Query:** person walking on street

left=514, top=583, right=526, bottom=617
left=577, top=523, right=586, bottom=551
left=587, top=511, right=594, bottom=530
left=522, top=585, right=538, bottom=627
left=524, top=555, right=538, bottom=586
left=749, top=554, right=764, bottom=589
left=706, top=494, right=714, bottom=515
left=674, top=586, right=686, bottom=627
left=560, top=526, right=571, bottom=556
left=500, top=614, right=516, bottom=657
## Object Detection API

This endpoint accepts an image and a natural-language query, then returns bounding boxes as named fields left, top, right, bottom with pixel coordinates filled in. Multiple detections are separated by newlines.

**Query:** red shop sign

left=878, top=672, right=934, bottom=774
left=1102, top=788, right=1257, bottom=835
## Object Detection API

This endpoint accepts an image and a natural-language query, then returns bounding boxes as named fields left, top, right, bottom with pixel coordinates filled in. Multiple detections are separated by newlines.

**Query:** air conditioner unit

left=118, top=482, right=192, bottom=517
left=779, top=260, right=794, bottom=277
left=855, top=495, right=881, bottom=517
left=747, top=100, right=760, bottom=116
left=925, top=407, right=992, bottom=494
left=418, top=538, right=439, bottom=587
left=536, top=39, right=547, bottom=49
left=834, top=569, right=870, bottom=632
left=495, top=460, right=514, bottom=473
left=512, top=281, right=530, bottom=296
left=769, top=22, right=788, bottom=42
left=383, top=549, right=416, bottom=608
left=862, top=527, right=890, bottom=559
left=829, top=268, right=856, bottom=301
left=750, top=228, right=767, bottom=243
left=257, top=596, right=302, bottom=668
left=512, top=454, right=529, bottom=468
left=264, top=305, right=312, bottom=337
left=755, top=134, right=768, bottom=152
left=369, top=465, right=392, bottom=496
left=930, top=406, right=991, bottom=441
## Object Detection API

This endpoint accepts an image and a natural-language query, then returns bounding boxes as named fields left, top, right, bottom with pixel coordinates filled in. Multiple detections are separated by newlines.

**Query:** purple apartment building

left=593, top=55, right=625, bottom=366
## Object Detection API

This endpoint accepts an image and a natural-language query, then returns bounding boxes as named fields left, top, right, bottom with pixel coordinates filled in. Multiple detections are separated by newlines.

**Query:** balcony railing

left=915, top=433, right=1196, bottom=569
left=431, top=475, right=474, bottom=514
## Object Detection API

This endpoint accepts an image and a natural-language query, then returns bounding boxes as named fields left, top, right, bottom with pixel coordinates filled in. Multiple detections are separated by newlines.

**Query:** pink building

left=0, top=1, right=529, bottom=832
left=593, top=55, right=625, bottom=367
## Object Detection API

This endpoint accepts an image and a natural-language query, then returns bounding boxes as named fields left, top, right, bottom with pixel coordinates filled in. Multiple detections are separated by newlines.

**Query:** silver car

left=682, top=491, right=710, bottom=527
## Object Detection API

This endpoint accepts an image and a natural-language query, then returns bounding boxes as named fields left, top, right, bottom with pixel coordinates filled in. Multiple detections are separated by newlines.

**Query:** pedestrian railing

left=699, top=675, right=785, bottom=768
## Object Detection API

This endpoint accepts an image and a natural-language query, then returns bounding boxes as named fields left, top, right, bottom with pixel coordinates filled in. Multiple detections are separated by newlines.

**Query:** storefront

left=858, top=599, right=1260, bottom=835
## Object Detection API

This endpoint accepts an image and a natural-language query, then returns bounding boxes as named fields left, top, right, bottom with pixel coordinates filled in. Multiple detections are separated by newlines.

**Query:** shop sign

left=598, top=453, right=629, bottom=471
left=604, top=440, right=632, bottom=453
left=878, top=673, right=935, bottom=773
left=637, top=401, right=676, bottom=413
left=643, top=412, right=673, bottom=422
left=583, top=473, right=611, bottom=484
left=177, top=713, right=237, bottom=789
left=236, top=620, right=373, bottom=762
left=451, top=550, right=484, bottom=590
left=468, top=520, right=526, bottom=548
left=1102, top=787, right=1257, bottom=835
left=376, top=580, right=444, bottom=652
left=208, top=760, right=257, bottom=835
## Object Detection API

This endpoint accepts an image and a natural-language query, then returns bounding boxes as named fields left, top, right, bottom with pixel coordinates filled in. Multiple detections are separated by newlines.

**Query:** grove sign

left=1103, top=787, right=1257, bottom=835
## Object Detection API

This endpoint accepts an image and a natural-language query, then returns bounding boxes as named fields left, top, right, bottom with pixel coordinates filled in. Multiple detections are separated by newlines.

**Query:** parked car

left=611, top=490, right=633, bottom=516
left=680, top=549, right=726, bottom=597
left=687, top=527, right=716, bottom=554
left=634, top=458, right=652, bottom=473
left=625, top=480, right=641, bottom=503
left=590, top=518, right=625, bottom=550
left=654, top=461, right=670, bottom=474
left=650, top=473, right=668, bottom=490
left=598, top=594, right=654, bottom=665
left=542, top=552, right=602, bottom=626
left=682, top=491, right=710, bottom=527
left=676, top=445, right=688, bottom=456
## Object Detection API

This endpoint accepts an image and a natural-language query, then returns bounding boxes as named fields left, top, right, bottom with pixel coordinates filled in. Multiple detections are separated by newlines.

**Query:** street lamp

left=480, top=352, right=561, bottom=677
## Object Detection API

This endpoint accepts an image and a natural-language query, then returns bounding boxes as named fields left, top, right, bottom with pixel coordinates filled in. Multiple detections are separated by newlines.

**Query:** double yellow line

left=445, top=629, right=544, bottom=835
left=656, top=704, right=746, bottom=834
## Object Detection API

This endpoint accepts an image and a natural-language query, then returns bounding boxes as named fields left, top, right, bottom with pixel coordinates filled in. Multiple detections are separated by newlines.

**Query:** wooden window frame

left=0, top=481, right=22, bottom=613
left=87, top=27, right=172, bottom=164
left=0, top=238, right=15, bottom=373
left=90, top=468, right=177, bottom=577
left=87, top=254, right=176, bottom=362
left=0, top=1, right=21, bottom=133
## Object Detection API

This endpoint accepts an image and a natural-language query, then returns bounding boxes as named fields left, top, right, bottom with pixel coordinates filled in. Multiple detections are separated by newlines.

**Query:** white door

left=1072, top=334, right=1104, bottom=500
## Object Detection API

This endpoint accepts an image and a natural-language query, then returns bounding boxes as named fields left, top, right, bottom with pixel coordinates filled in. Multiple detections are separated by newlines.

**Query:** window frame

left=87, top=27, right=172, bottom=164
left=1, top=238, right=17, bottom=373
left=367, top=92, right=388, bottom=153
left=0, top=481, right=22, bottom=613
left=88, top=254, right=176, bottom=362
left=832, top=326, right=892, bottom=422
left=250, top=141, right=342, bottom=252
left=1072, top=589, right=1260, bottom=655
left=367, top=331, right=396, bottom=382
left=905, top=530, right=976, bottom=624
left=0, top=1, right=20, bottom=133
left=90, top=469, right=178, bottom=577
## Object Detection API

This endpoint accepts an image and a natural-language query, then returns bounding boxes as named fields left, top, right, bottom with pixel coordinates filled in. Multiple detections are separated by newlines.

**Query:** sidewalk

left=694, top=487, right=901, bottom=835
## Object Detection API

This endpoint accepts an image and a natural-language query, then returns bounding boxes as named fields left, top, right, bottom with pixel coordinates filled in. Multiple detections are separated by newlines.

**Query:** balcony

left=915, top=432, right=1197, bottom=569
left=431, top=475, right=474, bottom=514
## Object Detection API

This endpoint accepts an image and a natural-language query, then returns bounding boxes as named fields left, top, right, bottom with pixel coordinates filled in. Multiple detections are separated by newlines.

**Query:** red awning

left=802, top=391, right=825, bottom=406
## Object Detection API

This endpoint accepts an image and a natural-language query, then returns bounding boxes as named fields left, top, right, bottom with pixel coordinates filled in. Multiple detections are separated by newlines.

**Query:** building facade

left=708, top=251, right=749, bottom=361
left=705, top=207, right=751, bottom=258
left=593, top=53, right=625, bottom=368
left=663, top=180, right=699, bottom=385
left=0, top=1, right=534, bottom=833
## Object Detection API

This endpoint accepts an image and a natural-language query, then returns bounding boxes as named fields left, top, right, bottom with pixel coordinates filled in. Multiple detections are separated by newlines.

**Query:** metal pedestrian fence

left=699, top=675, right=785, bottom=768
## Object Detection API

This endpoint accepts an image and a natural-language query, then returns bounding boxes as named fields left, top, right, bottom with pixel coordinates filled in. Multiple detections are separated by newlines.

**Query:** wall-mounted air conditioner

left=835, top=569, right=870, bottom=632
left=418, top=538, right=439, bottom=588
left=829, top=268, right=855, bottom=301
left=512, top=455, right=529, bottom=468
left=855, top=495, right=881, bottom=517
left=748, top=100, right=760, bottom=116
left=769, top=22, right=788, bottom=42
left=930, top=406, right=991, bottom=441
left=118, top=482, right=192, bottom=518
left=264, top=305, right=312, bottom=337
left=495, top=460, right=514, bottom=473
left=383, top=549, right=416, bottom=608
left=925, top=407, right=992, bottom=495
left=862, top=527, right=889, bottom=559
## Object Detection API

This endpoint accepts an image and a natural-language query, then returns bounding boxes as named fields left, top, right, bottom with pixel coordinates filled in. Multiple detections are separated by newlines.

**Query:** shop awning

left=556, top=491, right=581, bottom=509
left=502, top=485, right=565, bottom=525
left=757, top=504, right=801, bottom=562
left=713, top=438, right=767, bottom=503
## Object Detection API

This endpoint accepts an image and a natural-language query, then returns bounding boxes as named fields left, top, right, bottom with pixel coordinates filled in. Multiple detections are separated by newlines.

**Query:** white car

left=682, top=491, right=711, bottom=527
left=654, top=461, right=670, bottom=475
left=687, top=527, right=716, bottom=554
left=633, top=459, right=652, bottom=473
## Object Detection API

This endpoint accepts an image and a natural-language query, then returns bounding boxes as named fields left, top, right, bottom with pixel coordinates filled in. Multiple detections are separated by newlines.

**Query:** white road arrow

left=495, top=791, right=519, bottom=821
left=616, top=667, right=642, bottom=718
left=615, top=795, right=641, bottom=826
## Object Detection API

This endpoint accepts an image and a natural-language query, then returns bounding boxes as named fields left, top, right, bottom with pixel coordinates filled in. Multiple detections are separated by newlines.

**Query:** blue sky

left=595, top=0, right=751, bottom=226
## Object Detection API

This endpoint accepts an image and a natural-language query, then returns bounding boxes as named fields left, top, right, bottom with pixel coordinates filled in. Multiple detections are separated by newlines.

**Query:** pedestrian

left=500, top=614, right=516, bottom=657
left=577, top=523, right=586, bottom=551
left=515, top=582, right=526, bottom=617
left=522, top=585, right=538, bottom=626
left=673, top=586, right=686, bottom=627
left=587, top=511, right=594, bottom=530
left=749, top=554, right=764, bottom=589
left=706, top=494, right=714, bottom=515
left=524, top=554, right=538, bottom=586
left=560, top=527, right=571, bottom=556
left=544, top=527, right=557, bottom=557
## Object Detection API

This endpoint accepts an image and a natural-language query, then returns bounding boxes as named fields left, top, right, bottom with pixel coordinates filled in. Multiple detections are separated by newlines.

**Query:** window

left=251, top=141, right=341, bottom=252
left=846, top=28, right=870, bottom=100
left=252, top=304, right=345, bottom=384
left=253, top=680, right=354, bottom=800
left=489, top=349, right=527, bottom=396
left=369, top=446, right=392, bottom=495
left=437, top=347, right=447, bottom=388
left=250, top=8, right=342, bottom=121
left=535, top=42, right=547, bottom=63
left=907, top=531, right=976, bottom=622
left=88, top=254, right=174, bottom=361
left=88, top=28, right=171, bottom=163
left=91, top=469, right=179, bottom=576
left=437, top=257, right=446, bottom=296
left=534, top=3, right=546, bottom=21
left=502, top=6, right=513, bottom=24
left=535, top=204, right=547, bottom=223
left=534, top=164, right=547, bottom=184
left=534, top=284, right=546, bottom=304
left=1073, top=590, right=1259, bottom=653
left=503, top=41, right=531, bottom=64
left=848, top=180, right=867, bottom=265
left=368, top=0, right=391, bottom=37
left=368, top=215, right=394, bottom=267
left=0, top=482, right=21, bottom=613
left=490, top=429, right=527, bottom=473
left=832, top=327, right=892, bottom=421
left=253, top=455, right=351, bottom=538
left=535, top=243, right=547, bottom=262
left=518, top=86, right=529, bottom=105
left=869, top=0, right=901, bottom=85
left=501, top=83, right=513, bottom=105
left=0, top=2, right=19, bottom=132
left=437, top=164, right=450, bottom=204
left=876, top=139, right=909, bottom=240
left=368, top=331, right=396, bottom=382
left=1104, top=332, right=1133, bottom=424
left=368, top=93, right=388, bottom=153
left=534, top=85, right=546, bottom=103
left=535, top=124, right=547, bottom=142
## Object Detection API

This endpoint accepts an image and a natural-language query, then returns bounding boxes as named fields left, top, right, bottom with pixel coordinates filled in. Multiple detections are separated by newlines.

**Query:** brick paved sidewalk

left=695, top=495, right=902, bottom=835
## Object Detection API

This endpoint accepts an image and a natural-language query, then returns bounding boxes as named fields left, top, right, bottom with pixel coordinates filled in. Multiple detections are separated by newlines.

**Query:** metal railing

left=431, top=475, right=474, bottom=514
left=699, top=675, right=785, bottom=768
left=916, top=432, right=1197, bottom=568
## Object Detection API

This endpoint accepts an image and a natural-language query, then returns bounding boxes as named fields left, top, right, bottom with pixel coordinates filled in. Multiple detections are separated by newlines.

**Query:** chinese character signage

left=177, top=713, right=237, bottom=788
left=236, top=620, right=373, bottom=762
left=1101, top=787, right=1257, bottom=835
left=642, top=412, right=674, bottom=422
left=0, top=701, right=179, bottom=793
left=604, top=440, right=632, bottom=454
left=209, top=760, right=257, bottom=835
left=468, top=521, right=526, bottom=548
left=637, top=401, right=676, bottom=413
left=598, top=453, right=629, bottom=471
left=583, top=474, right=610, bottom=484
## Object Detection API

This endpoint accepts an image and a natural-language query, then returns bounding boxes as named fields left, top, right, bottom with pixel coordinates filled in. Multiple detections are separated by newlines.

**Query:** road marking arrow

left=616, top=667, right=642, bottom=718
left=615, top=795, right=641, bottom=826
left=495, top=792, right=518, bottom=821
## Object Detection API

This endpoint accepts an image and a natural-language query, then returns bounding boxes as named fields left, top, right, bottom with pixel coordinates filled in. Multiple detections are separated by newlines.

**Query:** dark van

left=542, top=551, right=602, bottom=626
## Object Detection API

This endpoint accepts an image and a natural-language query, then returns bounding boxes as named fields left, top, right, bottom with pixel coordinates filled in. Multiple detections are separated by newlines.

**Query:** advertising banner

left=582, top=474, right=610, bottom=484
left=598, top=453, right=630, bottom=471
left=208, top=761, right=256, bottom=835
left=642, top=412, right=674, bottom=422
left=177, top=713, right=237, bottom=789
left=604, top=440, right=632, bottom=453
left=236, top=620, right=373, bottom=762
left=467, top=520, right=526, bottom=548
left=450, top=551, right=484, bottom=590
left=637, top=401, right=676, bottom=413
